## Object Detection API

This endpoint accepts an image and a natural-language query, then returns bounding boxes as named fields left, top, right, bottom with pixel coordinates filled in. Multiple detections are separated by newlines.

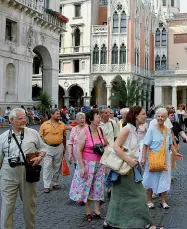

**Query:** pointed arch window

left=111, top=44, right=118, bottom=64
left=113, top=11, right=119, bottom=33
left=155, top=28, right=160, bottom=46
left=120, top=11, right=127, bottom=33
left=155, top=55, right=160, bottom=70
left=93, top=44, right=99, bottom=64
left=100, top=44, right=107, bottom=64
left=162, top=28, right=166, bottom=46
left=120, top=44, right=126, bottom=64
left=161, top=55, right=167, bottom=70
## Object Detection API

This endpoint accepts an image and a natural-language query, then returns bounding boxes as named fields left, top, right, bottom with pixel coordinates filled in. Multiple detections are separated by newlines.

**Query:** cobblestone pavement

left=0, top=125, right=187, bottom=229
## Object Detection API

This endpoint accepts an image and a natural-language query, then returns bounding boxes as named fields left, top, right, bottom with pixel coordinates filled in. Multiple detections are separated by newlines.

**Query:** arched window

left=113, top=11, right=119, bottom=33
left=6, top=63, right=16, bottom=94
left=162, top=28, right=166, bottom=46
left=155, top=55, right=160, bottom=70
left=120, top=44, right=126, bottom=64
left=100, top=44, right=107, bottom=64
left=161, top=55, right=167, bottom=70
left=93, top=44, right=99, bottom=64
left=120, top=11, right=127, bottom=33
left=74, top=27, right=80, bottom=47
left=155, top=28, right=160, bottom=46
left=111, top=44, right=118, bottom=64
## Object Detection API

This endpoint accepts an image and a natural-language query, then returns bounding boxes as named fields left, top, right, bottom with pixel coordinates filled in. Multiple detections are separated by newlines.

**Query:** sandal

left=44, top=188, right=50, bottom=193
left=147, top=202, right=155, bottom=209
left=85, top=214, right=93, bottom=222
left=53, top=185, right=61, bottom=190
left=145, top=225, right=164, bottom=229
left=92, top=212, right=102, bottom=219
left=160, top=202, right=169, bottom=209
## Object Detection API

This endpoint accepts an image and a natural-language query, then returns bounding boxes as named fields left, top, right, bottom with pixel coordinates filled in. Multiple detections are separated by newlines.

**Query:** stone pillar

left=106, top=85, right=112, bottom=107
left=154, top=86, right=162, bottom=106
left=138, top=88, right=142, bottom=106
left=63, top=96, right=69, bottom=108
left=83, top=96, right=91, bottom=106
left=148, top=88, right=151, bottom=110
left=172, top=86, right=177, bottom=110
left=143, top=87, right=147, bottom=111
left=182, top=89, right=186, bottom=105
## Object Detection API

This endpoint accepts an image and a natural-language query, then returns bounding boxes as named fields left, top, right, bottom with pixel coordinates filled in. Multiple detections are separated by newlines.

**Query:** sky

left=180, top=0, right=187, bottom=13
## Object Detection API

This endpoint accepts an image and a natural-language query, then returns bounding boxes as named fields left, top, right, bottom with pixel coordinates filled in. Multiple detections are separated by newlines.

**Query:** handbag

left=148, top=126, right=168, bottom=172
left=12, top=133, right=42, bottom=183
left=61, top=158, right=70, bottom=176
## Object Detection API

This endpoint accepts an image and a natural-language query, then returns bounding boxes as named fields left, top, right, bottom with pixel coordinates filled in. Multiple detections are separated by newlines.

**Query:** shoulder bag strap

left=88, top=126, right=95, bottom=147
left=12, top=133, right=28, bottom=165
left=110, top=121, right=114, bottom=133
left=97, top=128, right=104, bottom=146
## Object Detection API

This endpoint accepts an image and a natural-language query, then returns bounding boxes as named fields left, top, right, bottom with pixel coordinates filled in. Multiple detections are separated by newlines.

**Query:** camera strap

left=12, top=133, right=28, bottom=166
left=88, top=126, right=103, bottom=147
left=7, top=129, right=24, bottom=157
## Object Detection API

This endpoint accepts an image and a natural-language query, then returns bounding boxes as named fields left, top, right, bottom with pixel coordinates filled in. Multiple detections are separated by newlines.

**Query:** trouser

left=0, top=165, right=37, bottom=229
left=43, top=143, right=64, bottom=188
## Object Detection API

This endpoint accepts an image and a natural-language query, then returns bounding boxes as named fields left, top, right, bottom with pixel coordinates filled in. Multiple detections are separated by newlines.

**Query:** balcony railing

left=92, top=25, right=107, bottom=34
left=14, top=0, right=43, bottom=13
left=154, top=70, right=187, bottom=75
left=92, top=64, right=153, bottom=77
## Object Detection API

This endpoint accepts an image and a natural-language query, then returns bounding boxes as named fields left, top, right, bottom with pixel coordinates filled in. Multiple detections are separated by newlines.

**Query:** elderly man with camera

left=40, top=109, right=66, bottom=193
left=0, top=108, right=46, bottom=229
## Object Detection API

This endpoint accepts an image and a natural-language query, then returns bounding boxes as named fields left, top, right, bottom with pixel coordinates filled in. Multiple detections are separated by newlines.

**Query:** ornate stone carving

left=9, top=43, right=16, bottom=53
left=41, top=34, right=46, bottom=45
left=27, top=27, right=34, bottom=50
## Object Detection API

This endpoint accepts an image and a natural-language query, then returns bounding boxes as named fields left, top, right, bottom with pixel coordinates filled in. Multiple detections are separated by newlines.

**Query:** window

left=120, top=11, right=127, bottom=33
left=93, top=45, right=99, bottom=64
left=162, top=28, right=166, bottom=46
left=161, top=55, right=167, bottom=70
left=59, top=61, right=61, bottom=73
left=113, top=12, right=119, bottom=33
left=6, top=19, right=17, bottom=42
left=59, top=5, right=62, bottom=13
left=75, top=4, right=81, bottom=18
left=6, top=63, right=16, bottom=94
left=155, top=28, right=160, bottom=46
left=163, top=0, right=166, bottom=6
left=74, top=28, right=80, bottom=52
left=44, top=0, right=49, bottom=8
left=100, top=44, right=107, bottom=64
left=155, top=55, right=160, bottom=70
left=111, top=44, right=118, bottom=64
left=171, top=0, right=174, bottom=7
left=137, top=50, right=139, bottom=67
left=120, top=44, right=126, bottom=64
left=73, top=60, right=79, bottom=72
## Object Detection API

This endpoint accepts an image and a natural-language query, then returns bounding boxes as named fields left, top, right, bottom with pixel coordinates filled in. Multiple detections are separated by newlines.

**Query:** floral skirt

left=69, top=160, right=105, bottom=203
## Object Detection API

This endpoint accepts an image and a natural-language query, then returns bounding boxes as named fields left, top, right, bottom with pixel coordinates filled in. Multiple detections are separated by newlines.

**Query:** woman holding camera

left=69, top=109, right=107, bottom=221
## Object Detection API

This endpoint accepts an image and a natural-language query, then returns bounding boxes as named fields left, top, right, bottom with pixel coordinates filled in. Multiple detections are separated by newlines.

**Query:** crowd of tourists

left=0, top=103, right=186, bottom=229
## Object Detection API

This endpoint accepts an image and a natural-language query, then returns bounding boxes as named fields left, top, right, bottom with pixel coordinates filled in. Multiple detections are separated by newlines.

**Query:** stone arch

left=68, top=84, right=84, bottom=107
left=91, top=76, right=107, bottom=106
left=6, top=63, right=16, bottom=94
left=33, top=45, right=53, bottom=98
left=111, top=75, right=125, bottom=108
left=58, top=85, right=65, bottom=108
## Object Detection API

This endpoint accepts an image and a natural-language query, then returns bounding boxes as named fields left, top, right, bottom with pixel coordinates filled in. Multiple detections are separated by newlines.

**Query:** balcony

left=154, top=70, right=187, bottom=76
left=92, top=64, right=153, bottom=78
left=92, top=25, right=107, bottom=34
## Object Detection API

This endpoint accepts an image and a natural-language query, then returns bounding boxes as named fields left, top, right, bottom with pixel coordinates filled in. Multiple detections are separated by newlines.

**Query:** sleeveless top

left=122, top=123, right=140, bottom=159
left=82, top=127, right=104, bottom=162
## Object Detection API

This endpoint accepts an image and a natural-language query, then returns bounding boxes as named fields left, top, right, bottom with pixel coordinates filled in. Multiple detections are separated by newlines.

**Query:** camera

left=8, top=155, right=20, bottom=168
left=93, top=143, right=104, bottom=156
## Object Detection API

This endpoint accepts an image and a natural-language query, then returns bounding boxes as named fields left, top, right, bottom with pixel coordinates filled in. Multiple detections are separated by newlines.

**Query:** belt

left=48, top=144, right=60, bottom=147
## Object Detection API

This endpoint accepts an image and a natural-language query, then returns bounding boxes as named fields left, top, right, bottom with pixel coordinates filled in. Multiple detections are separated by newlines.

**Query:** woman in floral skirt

left=69, top=109, right=107, bottom=221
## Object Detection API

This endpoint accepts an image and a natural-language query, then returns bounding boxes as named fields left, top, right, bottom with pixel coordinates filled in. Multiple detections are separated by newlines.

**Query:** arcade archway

left=68, top=85, right=84, bottom=107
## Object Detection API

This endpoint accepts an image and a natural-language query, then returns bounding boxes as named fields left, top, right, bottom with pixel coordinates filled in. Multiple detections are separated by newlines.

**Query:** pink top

left=82, top=127, right=104, bottom=162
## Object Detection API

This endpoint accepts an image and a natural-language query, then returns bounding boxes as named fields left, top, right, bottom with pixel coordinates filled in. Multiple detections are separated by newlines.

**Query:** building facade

left=0, top=0, right=67, bottom=109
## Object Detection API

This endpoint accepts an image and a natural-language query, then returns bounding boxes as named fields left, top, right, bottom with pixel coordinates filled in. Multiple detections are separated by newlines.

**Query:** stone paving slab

left=0, top=126, right=187, bottom=229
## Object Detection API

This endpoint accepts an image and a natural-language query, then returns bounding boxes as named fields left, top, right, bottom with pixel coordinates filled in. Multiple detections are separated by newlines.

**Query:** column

left=148, top=88, right=151, bottom=110
left=172, top=86, right=177, bottom=110
left=106, top=85, right=112, bottom=107
left=154, top=86, right=163, bottom=106
left=143, top=87, right=147, bottom=111
left=182, top=89, right=186, bottom=105
left=138, top=89, right=142, bottom=106
left=63, top=96, right=69, bottom=108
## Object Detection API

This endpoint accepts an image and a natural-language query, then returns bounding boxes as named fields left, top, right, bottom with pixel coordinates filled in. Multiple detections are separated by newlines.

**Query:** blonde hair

left=155, top=108, right=168, bottom=117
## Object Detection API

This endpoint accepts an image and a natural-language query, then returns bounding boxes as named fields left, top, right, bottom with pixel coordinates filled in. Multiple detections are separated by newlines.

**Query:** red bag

left=61, top=159, right=70, bottom=176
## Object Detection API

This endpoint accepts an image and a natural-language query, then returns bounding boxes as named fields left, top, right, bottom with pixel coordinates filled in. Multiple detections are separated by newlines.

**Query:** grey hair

left=99, top=105, right=108, bottom=113
left=155, top=108, right=168, bottom=117
left=76, top=112, right=85, bottom=119
left=120, top=108, right=129, bottom=115
left=50, top=108, right=60, bottom=115
left=9, top=108, right=25, bottom=119
left=108, top=109, right=114, bottom=114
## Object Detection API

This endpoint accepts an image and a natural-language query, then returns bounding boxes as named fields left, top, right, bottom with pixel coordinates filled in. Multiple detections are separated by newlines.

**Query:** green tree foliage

left=37, top=91, right=52, bottom=116
left=110, top=78, right=148, bottom=107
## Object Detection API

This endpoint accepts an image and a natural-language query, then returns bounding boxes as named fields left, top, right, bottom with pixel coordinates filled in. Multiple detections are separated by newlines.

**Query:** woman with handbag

left=69, top=109, right=107, bottom=221
left=141, top=108, right=183, bottom=210
left=104, top=106, right=162, bottom=229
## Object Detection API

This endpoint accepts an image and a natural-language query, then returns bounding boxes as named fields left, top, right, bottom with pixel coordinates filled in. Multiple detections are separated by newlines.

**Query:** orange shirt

left=39, top=120, right=66, bottom=145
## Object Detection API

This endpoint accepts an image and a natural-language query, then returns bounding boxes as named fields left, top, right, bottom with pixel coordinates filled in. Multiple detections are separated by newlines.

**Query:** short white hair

left=76, top=112, right=85, bottom=119
left=9, top=108, right=25, bottom=119
left=155, top=108, right=168, bottom=117
left=120, top=108, right=129, bottom=115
